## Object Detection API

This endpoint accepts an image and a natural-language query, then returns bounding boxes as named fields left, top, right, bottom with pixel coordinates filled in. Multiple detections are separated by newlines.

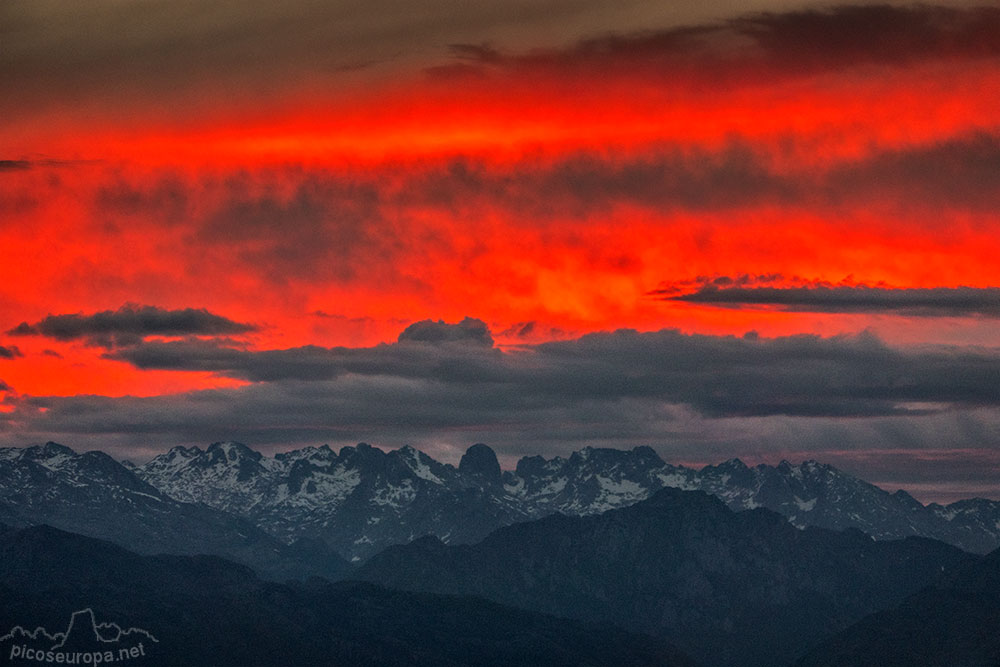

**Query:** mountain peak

left=630, top=445, right=666, bottom=464
left=25, top=441, right=76, bottom=461
left=800, top=459, right=833, bottom=474
left=343, top=442, right=385, bottom=460
left=892, top=489, right=925, bottom=510
left=459, top=443, right=501, bottom=484
left=205, top=441, right=261, bottom=463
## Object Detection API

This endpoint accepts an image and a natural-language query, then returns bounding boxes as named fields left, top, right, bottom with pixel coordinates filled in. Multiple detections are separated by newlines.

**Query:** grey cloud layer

left=97, top=323, right=1000, bottom=419
left=117, top=133, right=1000, bottom=217
left=660, top=284, right=1000, bottom=317
left=7, top=304, right=256, bottom=348
left=463, top=133, right=1000, bottom=214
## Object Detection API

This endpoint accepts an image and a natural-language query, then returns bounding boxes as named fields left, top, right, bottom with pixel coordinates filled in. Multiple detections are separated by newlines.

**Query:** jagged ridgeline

left=2, top=441, right=999, bottom=564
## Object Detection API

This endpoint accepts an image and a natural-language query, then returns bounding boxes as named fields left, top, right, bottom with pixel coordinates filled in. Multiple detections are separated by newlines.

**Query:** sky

left=2, top=0, right=999, bottom=502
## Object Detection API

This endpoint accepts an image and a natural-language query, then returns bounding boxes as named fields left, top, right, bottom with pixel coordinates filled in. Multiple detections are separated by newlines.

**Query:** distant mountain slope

left=0, top=443, right=349, bottom=581
left=354, top=487, right=975, bottom=667
left=794, top=547, right=1000, bottom=667
left=0, top=524, right=698, bottom=667
left=133, top=441, right=1000, bottom=560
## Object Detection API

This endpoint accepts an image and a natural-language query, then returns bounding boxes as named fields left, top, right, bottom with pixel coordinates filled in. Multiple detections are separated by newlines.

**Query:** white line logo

left=2, top=609, right=157, bottom=664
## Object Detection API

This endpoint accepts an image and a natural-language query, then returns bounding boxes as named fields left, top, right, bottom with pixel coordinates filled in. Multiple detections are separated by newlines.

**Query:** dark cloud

left=95, top=173, right=189, bottom=223
left=103, top=323, right=1000, bottom=418
left=0, top=345, right=23, bottom=360
left=104, top=323, right=507, bottom=383
left=7, top=304, right=257, bottom=348
left=658, top=282, right=1000, bottom=317
left=195, top=175, right=390, bottom=283
left=0, top=380, right=12, bottom=392
left=436, top=5, right=1000, bottom=83
left=392, top=133, right=1000, bottom=221
left=398, top=317, right=493, bottom=346
left=57, top=133, right=1000, bottom=285
left=76, top=168, right=421, bottom=287
left=735, top=4, right=1000, bottom=71
left=0, top=160, right=31, bottom=171
left=826, top=132, right=1000, bottom=213
left=102, top=338, right=254, bottom=374
left=0, top=159, right=94, bottom=171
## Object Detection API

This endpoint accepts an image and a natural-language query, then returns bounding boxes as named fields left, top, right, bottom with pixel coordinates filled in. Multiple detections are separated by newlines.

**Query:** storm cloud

left=659, top=283, right=1000, bottom=317
left=100, top=321, right=1000, bottom=418
left=7, top=304, right=257, bottom=348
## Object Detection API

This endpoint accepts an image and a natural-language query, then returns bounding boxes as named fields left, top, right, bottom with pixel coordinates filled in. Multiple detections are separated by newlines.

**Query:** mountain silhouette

left=795, top=546, right=1000, bottom=666
left=355, top=487, right=974, bottom=667
left=0, top=523, right=697, bottom=666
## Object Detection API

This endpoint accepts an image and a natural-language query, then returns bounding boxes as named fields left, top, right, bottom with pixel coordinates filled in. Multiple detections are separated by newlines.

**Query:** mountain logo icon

left=1, top=608, right=157, bottom=664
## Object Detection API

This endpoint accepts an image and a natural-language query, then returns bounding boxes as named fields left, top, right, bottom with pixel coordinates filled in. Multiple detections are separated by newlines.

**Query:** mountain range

left=126, top=440, right=1000, bottom=560
left=0, top=442, right=350, bottom=580
left=4, top=440, right=999, bottom=566
left=2, top=440, right=996, bottom=665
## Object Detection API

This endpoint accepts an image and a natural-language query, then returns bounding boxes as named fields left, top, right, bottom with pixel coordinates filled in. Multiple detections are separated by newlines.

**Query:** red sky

left=2, top=1, right=999, bottom=501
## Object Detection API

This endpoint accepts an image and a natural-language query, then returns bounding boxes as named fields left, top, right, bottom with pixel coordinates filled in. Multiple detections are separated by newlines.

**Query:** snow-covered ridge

left=0, top=441, right=356, bottom=582
left=5, top=440, right=1000, bottom=561
left=130, top=441, right=1000, bottom=558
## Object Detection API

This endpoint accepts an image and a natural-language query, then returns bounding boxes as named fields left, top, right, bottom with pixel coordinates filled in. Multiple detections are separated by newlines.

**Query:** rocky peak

left=892, top=489, right=925, bottom=511
left=718, top=457, right=749, bottom=470
left=24, top=441, right=77, bottom=462
left=514, top=455, right=550, bottom=479
left=459, top=443, right=501, bottom=484
left=205, top=441, right=262, bottom=464
left=275, top=444, right=335, bottom=465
